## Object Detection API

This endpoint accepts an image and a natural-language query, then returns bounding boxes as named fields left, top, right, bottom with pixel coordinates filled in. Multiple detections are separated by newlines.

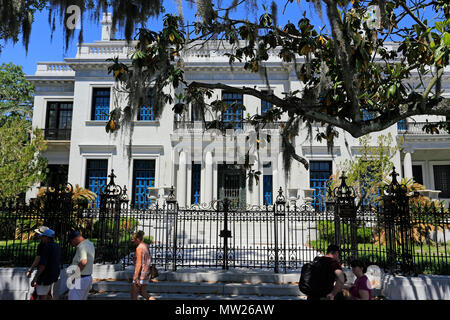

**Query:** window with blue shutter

left=263, top=162, right=273, bottom=205
left=133, top=160, right=156, bottom=209
left=362, top=109, right=375, bottom=121
left=261, top=91, right=273, bottom=115
left=85, top=159, right=108, bottom=208
left=310, top=161, right=332, bottom=212
left=138, top=89, right=155, bottom=121
left=91, top=88, right=110, bottom=121
left=191, top=163, right=201, bottom=204
left=397, top=119, right=406, bottom=131
left=222, top=92, right=243, bottom=129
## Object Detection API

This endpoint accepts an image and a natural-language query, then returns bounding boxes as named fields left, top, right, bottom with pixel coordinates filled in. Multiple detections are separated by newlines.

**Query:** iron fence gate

left=1, top=168, right=449, bottom=275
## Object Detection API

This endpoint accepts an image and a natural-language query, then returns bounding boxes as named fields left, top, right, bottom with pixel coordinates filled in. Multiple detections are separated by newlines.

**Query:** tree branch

left=324, top=0, right=362, bottom=121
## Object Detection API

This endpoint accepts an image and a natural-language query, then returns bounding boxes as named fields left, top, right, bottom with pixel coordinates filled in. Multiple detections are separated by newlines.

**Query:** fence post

left=119, top=186, right=129, bottom=270
left=166, top=186, right=178, bottom=271
left=382, top=167, right=412, bottom=274
left=332, top=172, right=357, bottom=264
left=43, top=182, right=74, bottom=265
left=325, top=186, right=340, bottom=248
left=97, top=169, right=123, bottom=264
left=274, top=187, right=286, bottom=273
left=219, top=198, right=232, bottom=270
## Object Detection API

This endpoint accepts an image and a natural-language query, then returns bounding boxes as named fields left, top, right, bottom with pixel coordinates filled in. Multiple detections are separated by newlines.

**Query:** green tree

left=0, top=63, right=47, bottom=199
left=0, top=116, right=47, bottom=199
left=102, top=0, right=450, bottom=172
left=0, top=63, right=34, bottom=117
left=329, top=133, right=401, bottom=207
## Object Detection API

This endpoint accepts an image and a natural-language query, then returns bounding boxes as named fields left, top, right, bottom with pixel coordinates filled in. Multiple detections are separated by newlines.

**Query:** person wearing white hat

left=30, top=229, right=61, bottom=300
left=27, top=226, right=53, bottom=300
left=26, top=226, right=50, bottom=279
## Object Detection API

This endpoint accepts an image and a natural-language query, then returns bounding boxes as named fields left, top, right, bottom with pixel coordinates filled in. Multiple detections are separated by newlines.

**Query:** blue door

left=191, top=163, right=201, bottom=204
left=263, top=162, right=273, bottom=205
left=133, top=160, right=156, bottom=209
left=218, top=164, right=246, bottom=208
left=85, top=159, right=108, bottom=208
left=310, top=161, right=332, bottom=212
left=263, top=175, right=273, bottom=205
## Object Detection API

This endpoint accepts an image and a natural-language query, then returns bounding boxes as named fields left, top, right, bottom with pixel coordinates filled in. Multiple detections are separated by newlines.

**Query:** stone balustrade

left=36, top=62, right=74, bottom=74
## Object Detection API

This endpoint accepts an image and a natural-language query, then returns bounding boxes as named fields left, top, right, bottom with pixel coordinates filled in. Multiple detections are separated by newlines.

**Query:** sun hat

left=39, top=229, right=55, bottom=237
left=34, top=226, right=49, bottom=235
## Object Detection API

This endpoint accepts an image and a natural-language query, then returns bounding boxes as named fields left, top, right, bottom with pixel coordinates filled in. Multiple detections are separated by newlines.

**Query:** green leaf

left=435, top=21, right=444, bottom=33
left=443, top=33, right=450, bottom=47
left=414, top=24, right=421, bottom=36
left=387, top=84, right=397, bottom=98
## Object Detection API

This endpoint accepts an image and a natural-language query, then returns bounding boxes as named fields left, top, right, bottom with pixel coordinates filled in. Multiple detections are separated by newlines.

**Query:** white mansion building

left=27, top=14, right=450, bottom=209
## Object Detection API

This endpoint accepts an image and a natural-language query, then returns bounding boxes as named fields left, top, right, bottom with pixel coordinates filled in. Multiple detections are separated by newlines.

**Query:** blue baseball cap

left=68, top=230, right=81, bottom=241
left=40, top=229, right=55, bottom=237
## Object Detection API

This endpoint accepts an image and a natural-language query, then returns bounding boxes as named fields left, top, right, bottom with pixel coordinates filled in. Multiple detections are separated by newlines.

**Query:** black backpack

left=298, top=257, right=333, bottom=297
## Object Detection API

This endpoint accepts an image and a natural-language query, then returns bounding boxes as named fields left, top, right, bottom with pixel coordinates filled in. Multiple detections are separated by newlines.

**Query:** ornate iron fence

left=1, top=169, right=449, bottom=275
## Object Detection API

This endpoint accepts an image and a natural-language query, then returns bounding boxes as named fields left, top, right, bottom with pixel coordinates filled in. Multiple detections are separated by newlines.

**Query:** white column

left=205, top=151, right=213, bottom=204
left=404, top=151, right=413, bottom=180
left=177, top=151, right=187, bottom=207
left=278, top=152, right=286, bottom=192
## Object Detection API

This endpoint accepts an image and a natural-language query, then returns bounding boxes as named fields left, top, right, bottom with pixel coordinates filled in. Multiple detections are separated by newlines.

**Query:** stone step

left=92, top=280, right=303, bottom=296
left=92, top=266, right=301, bottom=284
left=88, top=292, right=306, bottom=300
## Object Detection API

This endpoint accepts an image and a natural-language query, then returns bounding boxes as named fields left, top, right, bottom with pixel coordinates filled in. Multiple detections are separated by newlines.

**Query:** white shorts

left=68, top=276, right=92, bottom=300
left=36, top=284, right=53, bottom=296
left=133, top=279, right=149, bottom=285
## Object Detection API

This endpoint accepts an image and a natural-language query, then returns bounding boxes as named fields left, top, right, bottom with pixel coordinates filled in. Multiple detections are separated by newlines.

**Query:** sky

left=0, top=0, right=434, bottom=76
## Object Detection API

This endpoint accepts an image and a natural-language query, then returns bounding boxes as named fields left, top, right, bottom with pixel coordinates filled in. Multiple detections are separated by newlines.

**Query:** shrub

left=92, top=217, right=139, bottom=238
left=0, top=218, right=17, bottom=240
left=317, top=221, right=374, bottom=244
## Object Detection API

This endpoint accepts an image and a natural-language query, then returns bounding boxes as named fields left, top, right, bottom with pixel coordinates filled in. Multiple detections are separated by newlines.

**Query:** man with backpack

left=299, top=244, right=345, bottom=300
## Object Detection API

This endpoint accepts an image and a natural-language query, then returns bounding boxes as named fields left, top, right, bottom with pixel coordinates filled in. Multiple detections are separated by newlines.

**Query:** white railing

left=76, top=41, right=137, bottom=58
left=36, top=62, right=74, bottom=74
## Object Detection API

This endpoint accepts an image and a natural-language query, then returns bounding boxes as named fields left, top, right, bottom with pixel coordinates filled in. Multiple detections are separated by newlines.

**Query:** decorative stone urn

left=417, top=189, right=441, bottom=200
left=287, top=188, right=299, bottom=206
left=147, top=187, right=160, bottom=202
left=161, top=186, right=176, bottom=200
left=303, top=189, right=315, bottom=205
